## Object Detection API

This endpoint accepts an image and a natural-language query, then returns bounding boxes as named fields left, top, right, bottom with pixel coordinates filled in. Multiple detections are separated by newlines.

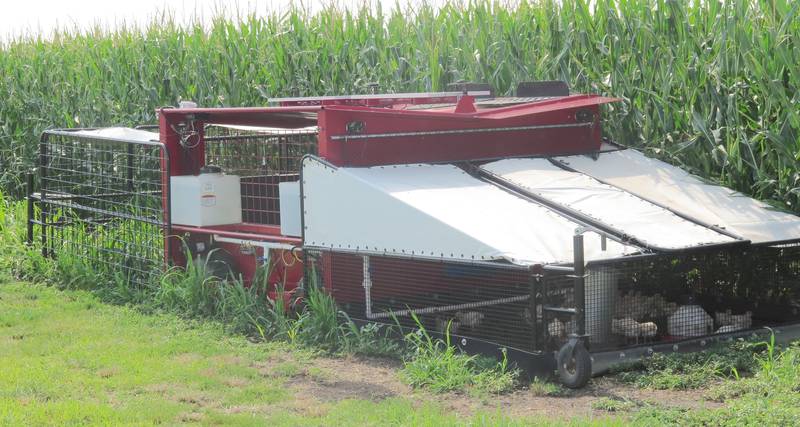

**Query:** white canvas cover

left=481, top=158, right=734, bottom=249
left=554, top=149, right=800, bottom=244
left=302, top=158, right=638, bottom=266
left=73, top=127, right=159, bottom=142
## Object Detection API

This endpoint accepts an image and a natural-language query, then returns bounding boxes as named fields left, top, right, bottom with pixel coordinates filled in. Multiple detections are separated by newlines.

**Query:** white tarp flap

left=73, top=127, right=159, bottom=142
left=554, top=149, right=800, bottom=244
left=481, top=158, right=734, bottom=249
left=302, top=158, right=638, bottom=266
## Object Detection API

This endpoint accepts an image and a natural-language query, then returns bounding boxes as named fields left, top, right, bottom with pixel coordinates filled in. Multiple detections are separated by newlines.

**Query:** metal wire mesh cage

left=306, top=242, right=800, bottom=355
left=578, top=244, right=800, bottom=351
left=204, top=125, right=317, bottom=226
left=30, top=129, right=168, bottom=288
left=305, top=249, right=539, bottom=352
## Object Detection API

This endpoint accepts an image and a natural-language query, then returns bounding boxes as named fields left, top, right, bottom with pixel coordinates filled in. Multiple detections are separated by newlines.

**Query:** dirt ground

left=263, top=354, right=722, bottom=420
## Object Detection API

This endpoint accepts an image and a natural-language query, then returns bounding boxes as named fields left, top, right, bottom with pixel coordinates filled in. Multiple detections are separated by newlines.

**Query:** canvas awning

left=481, top=158, right=735, bottom=250
left=553, top=149, right=800, bottom=244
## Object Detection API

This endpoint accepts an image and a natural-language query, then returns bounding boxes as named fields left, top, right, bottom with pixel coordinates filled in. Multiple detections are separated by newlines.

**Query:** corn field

left=0, top=0, right=798, bottom=210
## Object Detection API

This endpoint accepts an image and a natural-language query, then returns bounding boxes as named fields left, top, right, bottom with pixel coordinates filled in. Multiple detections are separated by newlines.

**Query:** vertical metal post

left=529, top=267, right=540, bottom=351
left=126, top=143, right=134, bottom=192
left=26, top=171, right=34, bottom=245
left=39, top=134, right=49, bottom=257
left=362, top=255, right=373, bottom=319
left=573, top=232, right=586, bottom=336
left=162, top=146, right=172, bottom=265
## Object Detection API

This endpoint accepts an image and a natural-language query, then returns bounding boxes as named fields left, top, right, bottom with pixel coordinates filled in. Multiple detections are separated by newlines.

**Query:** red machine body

left=157, top=91, right=619, bottom=297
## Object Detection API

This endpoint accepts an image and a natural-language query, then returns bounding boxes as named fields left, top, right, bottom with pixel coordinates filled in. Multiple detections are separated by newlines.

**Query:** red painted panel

left=318, top=104, right=606, bottom=166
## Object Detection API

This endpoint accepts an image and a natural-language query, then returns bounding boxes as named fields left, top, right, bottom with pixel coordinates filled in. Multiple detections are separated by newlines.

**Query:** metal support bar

left=573, top=232, right=586, bottom=336
left=126, top=143, right=134, bottom=192
left=39, top=134, right=48, bottom=257
left=330, top=122, right=593, bottom=141
left=366, top=294, right=530, bottom=320
left=26, top=171, right=34, bottom=245
left=543, top=306, right=577, bottom=315
left=362, top=255, right=373, bottom=319
left=529, top=269, right=540, bottom=351
left=212, top=235, right=295, bottom=251
left=542, top=265, right=575, bottom=274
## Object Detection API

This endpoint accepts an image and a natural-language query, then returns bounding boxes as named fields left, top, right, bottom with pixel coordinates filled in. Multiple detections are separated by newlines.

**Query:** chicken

left=612, top=318, right=658, bottom=344
left=615, top=291, right=678, bottom=321
left=639, top=322, right=658, bottom=338
left=455, top=311, right=484, bottom=330
left=715, top=310, right=752, bottom=332
left=612, top=317, right=640, bottom=337
left=668, top=304, right=714, bottom=337
left=547, top=318, right=565, bottom=338
left=435, top=316, right=460, bottom=336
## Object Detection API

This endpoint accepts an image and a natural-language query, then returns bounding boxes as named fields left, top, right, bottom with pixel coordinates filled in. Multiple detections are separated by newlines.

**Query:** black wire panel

left=204, top=126, right=317, bottom=226
left=36, top=131, right=166, bottom=289
left=582, top=244, right=800, bottom=351
left=305, top=244, right=800, bottom=354
left=305, top=250, right=540, bottom=352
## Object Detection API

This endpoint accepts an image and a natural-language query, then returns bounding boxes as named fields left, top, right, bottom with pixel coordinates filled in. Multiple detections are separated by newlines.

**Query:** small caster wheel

left=557, top=339, right=592, bottom=389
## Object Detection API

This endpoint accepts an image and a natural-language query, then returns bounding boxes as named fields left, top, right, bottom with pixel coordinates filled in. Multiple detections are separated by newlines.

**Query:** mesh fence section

left=306, top=250, right=539, bottom=352
left=34, top=130, right=167, bottom=288
left=582, top=244, right=800, bottom=351
left=306, top=244, right=800, bottom=354
left=204, top=126, right=317, bottom=226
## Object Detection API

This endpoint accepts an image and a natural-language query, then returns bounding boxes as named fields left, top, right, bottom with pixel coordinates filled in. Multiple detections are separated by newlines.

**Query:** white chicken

left=668, top=304, right=714, bottom=337
left=714, top=310, right=752, bottom=333
left=611, top=318, right=658, bottom=343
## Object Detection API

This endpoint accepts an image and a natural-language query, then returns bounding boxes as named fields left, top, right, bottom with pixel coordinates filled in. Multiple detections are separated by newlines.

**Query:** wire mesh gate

left=28, top=129, right=169, bottom=288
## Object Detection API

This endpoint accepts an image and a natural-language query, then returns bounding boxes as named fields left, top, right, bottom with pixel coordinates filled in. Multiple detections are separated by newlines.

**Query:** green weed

left=614, top=339, right=765, bottom=390
left=591, top=397, right=639, bottom=413
left=400, top=312, right=518, bottom=394
left=529, top=377, right=569, bottom=397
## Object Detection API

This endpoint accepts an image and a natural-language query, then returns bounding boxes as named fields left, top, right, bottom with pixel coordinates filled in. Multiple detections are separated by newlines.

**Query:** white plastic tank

left=170, top=166, right=242, bottom=226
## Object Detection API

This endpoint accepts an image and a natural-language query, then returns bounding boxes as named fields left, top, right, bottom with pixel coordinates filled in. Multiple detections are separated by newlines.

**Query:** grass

left=631, top=344, right=800, bottom=425
left=613, top=339, right=766, bottom=390
left=5, top=193, right=800, bottom=425
left=0, top=280, right=290, bottom=425
left=400, top=314, right=519, bottom=395
left=529, top=377, right=569, bottom=397
left=1, top=1, right=800, bottom=215
left=0, top=281, right=571, bottom=426
left=5, top=280, right=800, bottom=426
left=590, top=397, right=640, bottom=413
left=0, top=194, right=514, bottom=399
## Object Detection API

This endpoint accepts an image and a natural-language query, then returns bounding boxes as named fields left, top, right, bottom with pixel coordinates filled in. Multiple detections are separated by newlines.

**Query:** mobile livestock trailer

left=28, top=83, right=800, bottom=387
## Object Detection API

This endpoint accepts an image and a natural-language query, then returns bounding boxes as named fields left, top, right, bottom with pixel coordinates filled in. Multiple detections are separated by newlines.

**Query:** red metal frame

left=318, top=95, right=616, bottom=166
left=157, top=92, right=619, bottom=292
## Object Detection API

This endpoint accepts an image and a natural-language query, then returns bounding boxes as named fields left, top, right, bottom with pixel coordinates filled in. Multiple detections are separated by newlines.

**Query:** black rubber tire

left=556, top=341, right=592, bottom=389
left=204, top=248, right=239, bottom=280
